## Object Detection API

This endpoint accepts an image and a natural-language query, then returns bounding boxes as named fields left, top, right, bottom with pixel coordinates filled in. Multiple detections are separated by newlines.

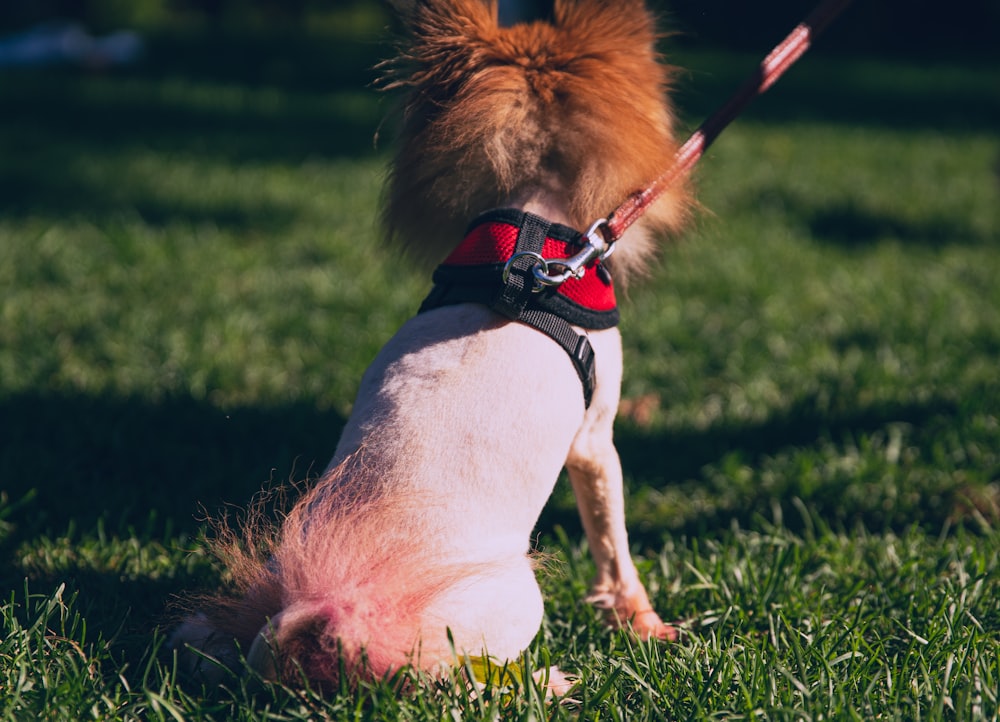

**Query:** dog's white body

left=328, top=304, right=636, bottom=662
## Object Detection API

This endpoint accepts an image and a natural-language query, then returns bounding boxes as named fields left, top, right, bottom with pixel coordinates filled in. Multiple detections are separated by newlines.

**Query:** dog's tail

left=174, top=456, right=470, bottom=688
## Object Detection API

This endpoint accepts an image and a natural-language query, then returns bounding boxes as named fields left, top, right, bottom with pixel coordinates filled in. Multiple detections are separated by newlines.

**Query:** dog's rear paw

left=532, top=665, right=577, bottom=697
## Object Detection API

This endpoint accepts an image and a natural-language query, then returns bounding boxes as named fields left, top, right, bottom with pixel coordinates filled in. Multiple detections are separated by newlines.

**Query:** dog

left=173, top=0, right=690, bottom=693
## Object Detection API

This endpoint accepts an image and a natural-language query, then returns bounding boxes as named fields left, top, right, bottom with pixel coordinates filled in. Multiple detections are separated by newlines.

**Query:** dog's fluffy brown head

left=380, top=0, right=691, bottom=281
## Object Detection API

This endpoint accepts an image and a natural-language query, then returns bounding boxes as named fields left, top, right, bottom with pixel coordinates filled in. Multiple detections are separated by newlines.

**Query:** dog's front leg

left=566, top=437, right=677, bottom=641
left=565, top=329, right=677, bottom=642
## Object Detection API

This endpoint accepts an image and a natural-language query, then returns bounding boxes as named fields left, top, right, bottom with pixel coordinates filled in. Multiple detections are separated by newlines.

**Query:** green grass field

left=1, top=13, right=999, bottom=720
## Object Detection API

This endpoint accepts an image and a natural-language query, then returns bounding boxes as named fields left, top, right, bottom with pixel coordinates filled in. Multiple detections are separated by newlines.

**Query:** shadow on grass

left=11, top=568, right=210, bottom=667
left=0, top=70, right=385, bottom=164
left=619, top=397, right=959, bottom=488
left=536, top=391, right=988, bottom=547
left=807, top=203, right=998, bottom=247
left=0, top=391, right=344, bottom=538
left=0, top=390, right=346, bottom=660
left=0, top=156, right=307, bottom=232
left=0, top=30, right=389, bottom=226
left=672, top=48, right=1000, bottom=135
left=720, top=185, right=997, bottom=248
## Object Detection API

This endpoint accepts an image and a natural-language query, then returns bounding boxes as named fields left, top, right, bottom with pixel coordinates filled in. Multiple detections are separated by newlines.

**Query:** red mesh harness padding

left=441, top=212, right=618, bottom=319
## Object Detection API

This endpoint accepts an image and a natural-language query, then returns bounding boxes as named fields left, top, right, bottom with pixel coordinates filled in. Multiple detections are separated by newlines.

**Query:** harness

left=418, top=209, right=618, bottom=408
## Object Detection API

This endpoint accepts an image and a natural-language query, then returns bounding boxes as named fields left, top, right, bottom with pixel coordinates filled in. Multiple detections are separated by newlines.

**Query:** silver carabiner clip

left=531, top=218, right=614, bottom=288
left=582, top=217, right=612, bottom=254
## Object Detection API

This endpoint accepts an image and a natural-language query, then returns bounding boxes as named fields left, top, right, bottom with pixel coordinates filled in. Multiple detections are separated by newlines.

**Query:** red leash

left=602, top=0, right=856, bottom=243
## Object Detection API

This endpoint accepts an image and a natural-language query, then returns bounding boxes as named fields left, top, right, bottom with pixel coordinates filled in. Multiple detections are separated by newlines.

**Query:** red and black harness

left=419, top=209, right=618, bottom=408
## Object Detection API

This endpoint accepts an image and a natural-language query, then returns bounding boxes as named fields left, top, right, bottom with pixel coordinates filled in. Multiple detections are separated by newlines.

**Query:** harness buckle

left=531, top=218, right=614, bottom=288
left=501, top=251, right=549, bottom=286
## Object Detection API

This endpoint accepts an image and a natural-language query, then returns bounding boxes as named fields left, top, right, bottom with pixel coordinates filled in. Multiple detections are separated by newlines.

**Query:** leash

left=530, top=0, right=857, bottom=287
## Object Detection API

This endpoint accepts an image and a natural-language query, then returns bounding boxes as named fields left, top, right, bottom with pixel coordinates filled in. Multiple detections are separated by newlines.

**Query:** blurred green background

left=2, top=0, right=999, bottom=55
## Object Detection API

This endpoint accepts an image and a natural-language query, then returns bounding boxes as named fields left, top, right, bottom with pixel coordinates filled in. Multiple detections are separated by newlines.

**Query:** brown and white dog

left=173, top=0, right=690, bottom=693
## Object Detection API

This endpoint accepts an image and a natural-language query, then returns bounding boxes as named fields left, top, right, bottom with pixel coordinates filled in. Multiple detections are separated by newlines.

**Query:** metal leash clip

left=530, top=218, right=615, bottom=290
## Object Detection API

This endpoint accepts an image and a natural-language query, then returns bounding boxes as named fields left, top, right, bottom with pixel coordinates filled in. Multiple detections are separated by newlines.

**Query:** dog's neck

left=506, top=193, right=577, bottom=231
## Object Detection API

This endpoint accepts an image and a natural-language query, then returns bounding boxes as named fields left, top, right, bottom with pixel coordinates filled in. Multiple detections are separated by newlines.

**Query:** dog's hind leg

left=419, top=554, right=546, bottom=664
left=564, top=329, right=677, bottom=642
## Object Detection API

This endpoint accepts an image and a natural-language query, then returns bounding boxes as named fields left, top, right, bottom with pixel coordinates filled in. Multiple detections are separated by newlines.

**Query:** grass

left=1, top=10, right=999, bottom=719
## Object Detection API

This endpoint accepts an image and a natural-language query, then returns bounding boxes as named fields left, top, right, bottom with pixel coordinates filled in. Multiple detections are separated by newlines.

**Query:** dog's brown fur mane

left=380, top=0, right=691, bottom=282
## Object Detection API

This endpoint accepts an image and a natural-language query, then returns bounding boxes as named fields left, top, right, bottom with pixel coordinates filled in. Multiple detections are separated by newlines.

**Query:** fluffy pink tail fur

left=181, top=456, right=469, bottom=687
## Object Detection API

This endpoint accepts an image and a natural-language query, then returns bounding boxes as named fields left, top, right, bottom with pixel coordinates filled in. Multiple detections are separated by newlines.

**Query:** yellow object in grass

left=460, top=654, right=523, bottom=689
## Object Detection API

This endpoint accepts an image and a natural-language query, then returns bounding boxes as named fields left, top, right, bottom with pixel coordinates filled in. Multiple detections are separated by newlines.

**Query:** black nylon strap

left=491, top=212, right=549, bottom=320
left=519, top=308, right=596, bottom=407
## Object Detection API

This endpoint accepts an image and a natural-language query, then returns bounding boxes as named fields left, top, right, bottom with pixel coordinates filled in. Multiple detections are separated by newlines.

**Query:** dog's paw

left=587, top=589, right=679, bottom=642
left=532, top=665, right=577, bottom=697
left=628, top=608, right=679, bottom=642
